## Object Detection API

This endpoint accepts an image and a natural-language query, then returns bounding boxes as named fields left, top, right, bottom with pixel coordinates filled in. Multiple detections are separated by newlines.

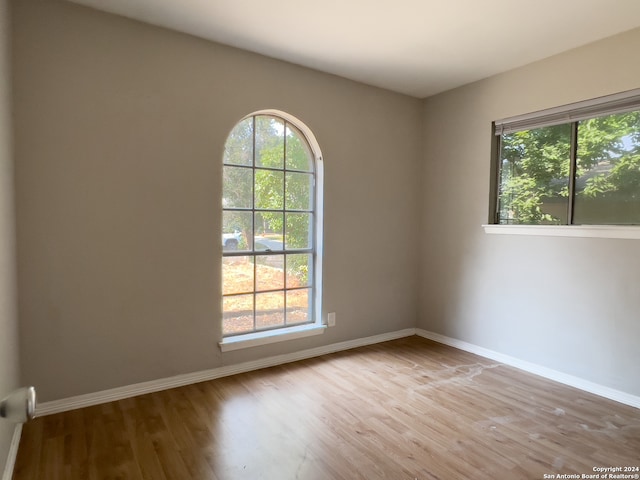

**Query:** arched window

left=220, top=111, right=324, bottom=349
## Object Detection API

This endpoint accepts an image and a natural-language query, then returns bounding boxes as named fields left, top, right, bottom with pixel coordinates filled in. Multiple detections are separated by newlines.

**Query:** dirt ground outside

left=222, top=256, right=311, bottom=335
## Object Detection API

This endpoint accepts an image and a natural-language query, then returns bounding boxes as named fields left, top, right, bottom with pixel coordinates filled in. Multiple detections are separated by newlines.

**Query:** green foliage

left=499, top=111, right=640, bottom=224
left=499, top=124, right=571, bottom=224
left=610, top=154, right=640, bottom=196
left=286, top=125, right=313, bottom=172
left=251, top=119, right=312, bottom=250
left=223, top=115, right=315, bottom=275
left=223, top=118, right=253, bottom=166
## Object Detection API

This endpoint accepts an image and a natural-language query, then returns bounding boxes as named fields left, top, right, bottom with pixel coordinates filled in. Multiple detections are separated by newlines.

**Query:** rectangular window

left=492, top=89, right=640, bottom=226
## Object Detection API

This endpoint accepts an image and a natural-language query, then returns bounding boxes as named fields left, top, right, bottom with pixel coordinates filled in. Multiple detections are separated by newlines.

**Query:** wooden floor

left=13, top=336, right=640, bottom=479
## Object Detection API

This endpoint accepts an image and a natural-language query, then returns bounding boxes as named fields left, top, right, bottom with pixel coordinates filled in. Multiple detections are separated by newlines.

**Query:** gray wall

left=420, top=27, right=640, bottom=396
left=0, top=0, right=19, bottom=473
left=11, top=0, right=640, bottom=406
left=12, top=0, right=422, bottom=402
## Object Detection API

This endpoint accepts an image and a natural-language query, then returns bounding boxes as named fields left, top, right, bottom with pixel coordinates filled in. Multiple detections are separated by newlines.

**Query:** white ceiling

left=66, top=0, right=640, bottom=98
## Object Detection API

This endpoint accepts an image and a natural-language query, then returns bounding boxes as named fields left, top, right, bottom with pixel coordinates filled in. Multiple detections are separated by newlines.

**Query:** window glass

left=222, top=113, right=320, bottom=337
left=222, top=211, right=252, bottom=251
left=498, top=124, right=571, bottom=225
left=285, top=213, right=312, bottom=249
left=222, top=166, right=253, bottom=209
left=255, top=169, right=284, bottom=210
left=222, top=256, right=254, bottom=295
left=286, top=254, right=312, bottom=288
left=254, top=212, right=283, bottom=251
left=222, top=295, right=253, bottom=336
left=286, top=172, right=313, bottom=211
left=255, top=116, right=284, bottom=169
left=223, top=118, right=253, bottom=166
left=494, top=90, right=640, bottom=226
left=286, top=289, right=311, bottom=325
left=286, top=124, right=314, bottom=172
left=256, top=255, right=285, bottom=291
left=255, top=292, right=285, bottom=330
left=573, top=112, right=640, bottom=225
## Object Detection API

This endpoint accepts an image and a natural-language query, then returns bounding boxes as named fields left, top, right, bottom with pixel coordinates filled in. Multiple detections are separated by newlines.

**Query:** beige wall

left=0, top=0, right=19, bottom=473
left=12, top=0, right=422, bottom=401
left=420, top=28, right=640, bottom=395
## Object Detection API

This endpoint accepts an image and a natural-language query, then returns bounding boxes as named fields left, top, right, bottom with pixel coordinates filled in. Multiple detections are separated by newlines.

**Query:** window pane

left=255, top=169, right=284, bottom=210
left=254, top=212, right=283, bottom=251
left=223, top=294, right=254, bottom=336
left=573, top=112, right=640, bottom=225
left=223, top=118, right=253, bottom=166
left=223, top=166, right=252, bottom=209
left=222, top=211, right=253, bottom=251
left=286, top=124, right=314, bottom=172
left=256, top=255, right=284, bottom=291
left=498, top=124, right=571, bottom=225
left=286, top=289, right=312, bottom=325
left=286, top=254, right=312, bottom=288
left=256, top=116, right=284, bottom=169
left=256, top=292, right=285, bottom=330
left=222, top=112, right=320, bottom=339
left=222, top=256, right=254, bottom=295
left=286, top=172, right=313, bottom=211
left=285, top=213, right=312, bottom=249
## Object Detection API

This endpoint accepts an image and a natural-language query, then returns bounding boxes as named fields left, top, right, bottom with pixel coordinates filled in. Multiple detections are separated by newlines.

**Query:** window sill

left=482, top=224, right=640, bottom=240
left=219, top=323, right=327, bottom=352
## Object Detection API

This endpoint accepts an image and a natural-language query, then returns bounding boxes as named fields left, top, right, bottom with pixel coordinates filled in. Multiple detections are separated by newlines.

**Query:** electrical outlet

left=327, top=312, right=336, bottom=327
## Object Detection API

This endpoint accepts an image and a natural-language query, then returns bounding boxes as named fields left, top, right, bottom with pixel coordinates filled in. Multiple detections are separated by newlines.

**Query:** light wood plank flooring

left=13, top=336, right=640, bottom=479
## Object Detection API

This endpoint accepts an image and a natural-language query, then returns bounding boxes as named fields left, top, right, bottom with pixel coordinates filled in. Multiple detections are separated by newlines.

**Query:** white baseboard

left=36, top=327, right=640, bottom=417
left=416, top=328, right=640, bottom=409
left=37, top=328, right=417, bottom=416
left=2, top=424, right=22, bottom=480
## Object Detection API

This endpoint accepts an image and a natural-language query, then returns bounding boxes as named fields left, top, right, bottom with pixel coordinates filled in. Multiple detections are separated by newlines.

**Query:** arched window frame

left=219, top=110, right=325, bottom=351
